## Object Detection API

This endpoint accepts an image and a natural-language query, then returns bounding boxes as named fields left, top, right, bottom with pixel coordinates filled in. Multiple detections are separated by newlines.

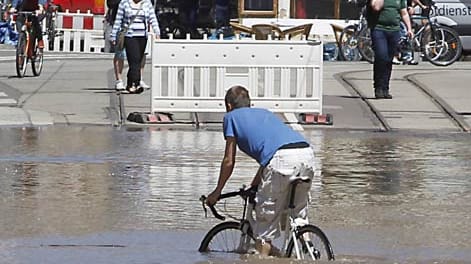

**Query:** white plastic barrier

left=37, top=10, right=106, bottom=53
left=151, top=38, right=323, bottom=114
left=44, top=29, right=105, bottom=53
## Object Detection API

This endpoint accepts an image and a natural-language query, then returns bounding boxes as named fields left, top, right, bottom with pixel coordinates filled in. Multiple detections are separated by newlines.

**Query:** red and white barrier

left=43, top=9, right=106, bottom=53
left=56, top=10, right=104, bottom=31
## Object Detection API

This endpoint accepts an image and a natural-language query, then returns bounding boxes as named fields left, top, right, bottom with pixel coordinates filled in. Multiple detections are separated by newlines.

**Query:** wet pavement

left=1, top=127, right=470, bottom=263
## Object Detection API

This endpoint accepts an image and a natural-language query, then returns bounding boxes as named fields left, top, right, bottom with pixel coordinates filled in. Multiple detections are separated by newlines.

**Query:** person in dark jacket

left=10, top=0, right=48, bottom=48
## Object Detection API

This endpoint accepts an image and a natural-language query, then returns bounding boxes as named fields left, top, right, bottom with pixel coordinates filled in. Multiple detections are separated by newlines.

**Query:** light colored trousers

left=253, top=147, right=315, bottom=241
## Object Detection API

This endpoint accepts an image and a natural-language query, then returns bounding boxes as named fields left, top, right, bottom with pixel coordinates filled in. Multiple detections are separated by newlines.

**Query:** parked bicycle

left=198, top=181, right=335, bottom=261
left=406, top=4, right=462, bottom=66
left=45, top=2, right=59, bottom=50
left=14, top=11, right=44, bottom=77
left=341, top=0, right=462, bottom=66
left=338, top=1, right=373, bottom=62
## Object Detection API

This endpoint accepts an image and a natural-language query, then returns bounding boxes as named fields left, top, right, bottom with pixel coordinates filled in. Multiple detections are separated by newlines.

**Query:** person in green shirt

left=368, top=0, right=414, bottom=99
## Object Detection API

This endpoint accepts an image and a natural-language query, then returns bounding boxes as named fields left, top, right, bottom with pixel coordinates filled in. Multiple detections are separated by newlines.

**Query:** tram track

left=405, top=73, right=471, bottom=132
left=336, top=68, right=470, bottom=133
left=334, top=70, right=391, bottom=132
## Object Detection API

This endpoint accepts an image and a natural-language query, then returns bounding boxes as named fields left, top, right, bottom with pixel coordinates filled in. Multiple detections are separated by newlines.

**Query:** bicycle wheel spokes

left=211, top=228, right=244, bottom=252
left=199, top=221, right=253, bottom=254
left=286, top=225, right=335, bottom=260
left=339, top=25, right=362, bottom=61
left=423, top=26, right=462, bottom=66
left=358, top=27, right=374, bottom=63
left=16, top=32, right=28, bottom=78
left=32, top=44, right=43, bottom=76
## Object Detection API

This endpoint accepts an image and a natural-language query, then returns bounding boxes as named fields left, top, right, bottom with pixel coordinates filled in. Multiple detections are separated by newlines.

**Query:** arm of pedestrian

left=400, top=8, right=414, bottom=38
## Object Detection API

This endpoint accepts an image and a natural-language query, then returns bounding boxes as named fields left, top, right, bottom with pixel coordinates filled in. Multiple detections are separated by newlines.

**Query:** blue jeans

left=371, top=28, right=400, bottom=94
left=399, top=22, right=413, bottom=60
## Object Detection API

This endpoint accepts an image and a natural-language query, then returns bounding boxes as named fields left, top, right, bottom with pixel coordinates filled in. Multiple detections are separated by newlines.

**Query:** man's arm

left=412, top=0, right=428, bottom=9
left=206, top=137, right=237, bottom=206
left=400, top=8, right=414, bottom=38
left=250, top=166, right=263, bottom=187
left=370, top=0, right=384, bottom=12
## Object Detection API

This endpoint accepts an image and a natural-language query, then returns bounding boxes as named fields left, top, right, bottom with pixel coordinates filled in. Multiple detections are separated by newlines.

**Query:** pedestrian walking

left=368, top=0, right=413, bottom=99
left=110, top=0, right=160, bottom=94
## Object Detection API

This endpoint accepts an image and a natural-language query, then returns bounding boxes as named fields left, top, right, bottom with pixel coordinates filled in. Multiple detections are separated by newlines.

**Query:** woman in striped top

left=110, top=0, right=160, bottom=93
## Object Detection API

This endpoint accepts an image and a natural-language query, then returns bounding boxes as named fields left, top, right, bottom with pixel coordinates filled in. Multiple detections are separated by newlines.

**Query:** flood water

left=0, top=126, right=470, bottom=264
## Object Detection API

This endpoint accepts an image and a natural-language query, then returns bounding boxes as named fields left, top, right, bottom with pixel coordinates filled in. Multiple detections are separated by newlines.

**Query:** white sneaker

left=392, top=57, right=401, bottom=65
left=139, top=80, right=150, bottom=89
left=115, top=80, right=125, bottom=90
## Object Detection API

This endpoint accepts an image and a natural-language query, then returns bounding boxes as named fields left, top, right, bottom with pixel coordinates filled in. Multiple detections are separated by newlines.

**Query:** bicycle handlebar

left=200, top=186, right=257, bottom=221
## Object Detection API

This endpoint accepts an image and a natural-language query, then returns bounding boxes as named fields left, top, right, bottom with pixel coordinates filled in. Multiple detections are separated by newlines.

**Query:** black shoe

left=383, top=93, right=393, bottom=99
left=375, top=90, right=384, bottom=99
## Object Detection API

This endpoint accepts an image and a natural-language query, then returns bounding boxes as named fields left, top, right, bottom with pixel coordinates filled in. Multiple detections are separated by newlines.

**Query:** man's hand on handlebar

left=206, top=190, right=221, bottom=207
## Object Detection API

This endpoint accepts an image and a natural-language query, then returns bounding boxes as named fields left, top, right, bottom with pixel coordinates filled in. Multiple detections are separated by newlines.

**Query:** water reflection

left=0, top=127, right=470, bottom=263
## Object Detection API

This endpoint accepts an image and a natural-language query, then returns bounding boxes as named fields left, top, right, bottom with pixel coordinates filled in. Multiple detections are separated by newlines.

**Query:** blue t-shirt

left=223, top=107, right=308, bottom=167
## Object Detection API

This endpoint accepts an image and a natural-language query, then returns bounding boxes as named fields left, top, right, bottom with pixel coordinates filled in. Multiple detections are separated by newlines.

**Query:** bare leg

left=114, top=56, right=124, bottom=81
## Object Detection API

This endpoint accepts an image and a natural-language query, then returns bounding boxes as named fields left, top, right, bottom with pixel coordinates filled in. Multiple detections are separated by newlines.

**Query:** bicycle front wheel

left=422, top=25, right=462, bottom=66
left=32, top=42, right=43, bottom=76
left=198, top=221, right=254, bottom=254
left=286, top=224, right=335, bottom=261
left=16, top=32, right=28, bottom=78
left=358, top=26, right=374, bottom=63
left=338, top=25, right=362, bottom=61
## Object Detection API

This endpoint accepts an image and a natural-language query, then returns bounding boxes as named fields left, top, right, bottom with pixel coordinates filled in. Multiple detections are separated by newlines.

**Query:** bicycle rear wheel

left=339, top=25, right=362, bottom=61
left=422, top=25, right=462, bottom=66
left=16, top=32, right=28, bottom=78
left=358, top=26, right=374, bottom=63
left=286, top=224, right=335, bottom=261
left=31, top=42, right=43, bottom=76
left=198, top=221, right=254, bottom=254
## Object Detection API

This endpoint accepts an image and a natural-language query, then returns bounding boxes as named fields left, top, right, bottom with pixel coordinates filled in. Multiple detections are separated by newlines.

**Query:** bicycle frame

left=202, top=180, right=314, bottom=257
left=15, top=12, right=36, bottom=56
left=14, top=10, right=45, bottom=77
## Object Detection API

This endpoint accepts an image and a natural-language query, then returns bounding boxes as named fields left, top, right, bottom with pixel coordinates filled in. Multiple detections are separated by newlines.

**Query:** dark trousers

left=16, top=14, right=43, bottom=41
left=180, top=0, right=198, bottom=33
left=124, top=36, right=147, bottom=88
left=371, top=28, right=400, bottom=94
left=215, top=0, right=230, bottom=27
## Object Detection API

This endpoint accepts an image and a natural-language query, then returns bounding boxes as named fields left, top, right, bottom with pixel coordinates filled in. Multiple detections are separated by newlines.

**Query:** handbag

left=116, top=27, right=127, bottom=51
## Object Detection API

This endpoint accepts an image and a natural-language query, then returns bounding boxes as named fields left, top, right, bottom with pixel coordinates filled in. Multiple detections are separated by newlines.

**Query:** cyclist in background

left=10, top=0, right=48, bottom=48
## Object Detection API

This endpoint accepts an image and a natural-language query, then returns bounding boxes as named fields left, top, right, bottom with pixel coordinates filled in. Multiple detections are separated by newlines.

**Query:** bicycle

left=14, top=11, right=44, bottom=77
left=45, top=2, right=59, bottom=50
left=338, top=1, right=374, bottom=62
left=346, top=1, right=462, bottom=66
left=405, top=4, right=463, bottom=67
left=198, top=180, right=335, bottom=261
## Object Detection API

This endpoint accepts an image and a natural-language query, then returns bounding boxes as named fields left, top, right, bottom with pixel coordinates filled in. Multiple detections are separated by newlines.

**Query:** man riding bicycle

left=206, top=85, right=316, bottom=257
left=10, top=0, right=48, bottom=48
